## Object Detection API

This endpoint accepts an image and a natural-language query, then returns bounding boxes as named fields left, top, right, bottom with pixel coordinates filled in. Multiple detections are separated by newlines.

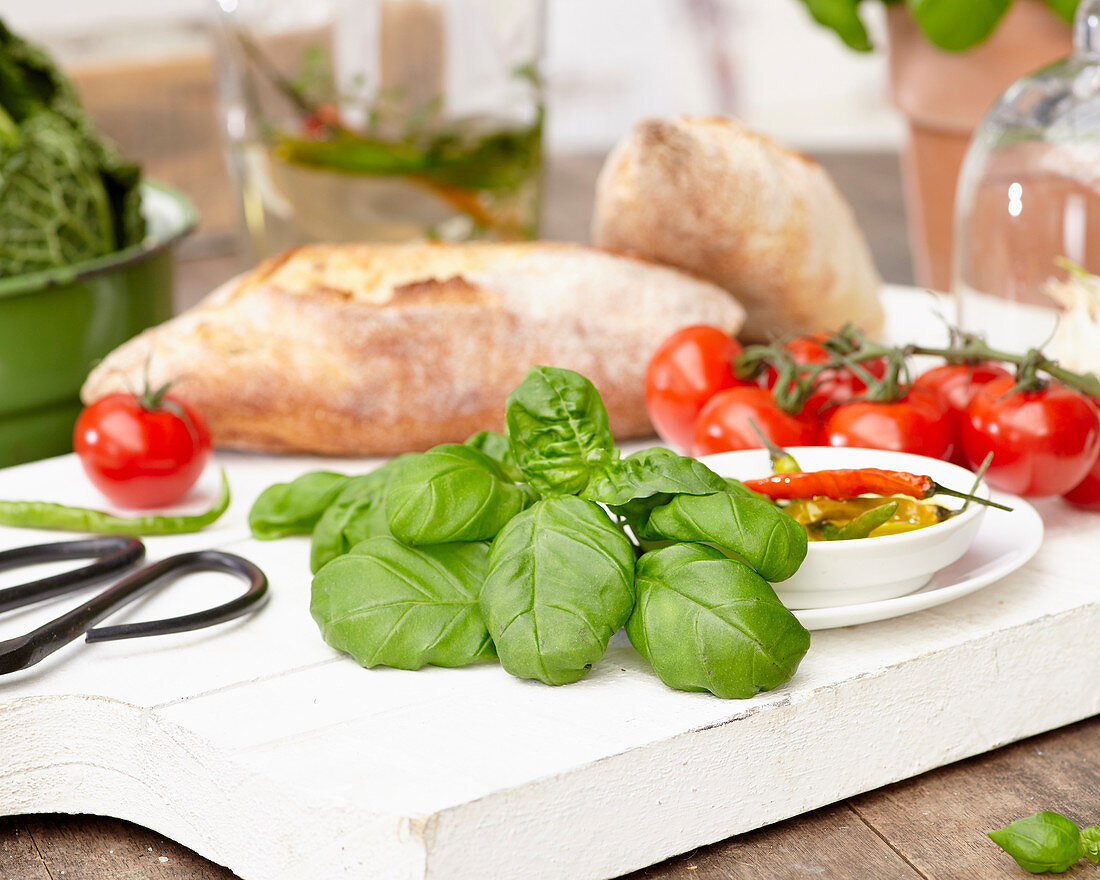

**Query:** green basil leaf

left=386, top=444, right=532, bottom=545
left=1081, top=826, right=1100, bottom=863
left=1046, top=0, right=1079, bottom=24
left=796, top=0, right=874, bottom=51
left=627, top=543, right=810, bottom=699
left=643, top=492, right=808, bottom=582
left=249, top=471, right=350, bottom=540
left=582, top=447, right=727, bottom=506
left=988, top=812, right=1085, bottom=874
left=464, top=430, right=517, bottom=472
left=505, top=366, right=616, bottom=496
left=721, top=477, right=772, bottom=503
left=311, top=536, right=495, bottom=670
left=309, top=455, right=419, bottom=572
left=609, top=493, right=672, bottom=541
left=480, top=496, right=636, bottom=685
left=907, top=0, right=1011, bottom=51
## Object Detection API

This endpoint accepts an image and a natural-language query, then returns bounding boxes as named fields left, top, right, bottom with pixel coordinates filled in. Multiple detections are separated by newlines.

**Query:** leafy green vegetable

left=582, top=447, right=727, bottom=506
left=796, top=0, right=874, bottom=51
left=310, top=456, right=418, bottom=573
left=1083, top=826, right=1100, bottom=862
left=386, top=444, right=532, bottom=545
left=627, top=543, right=810, bottom=699
left=907, top=0, right=1012, bottom=52
left=988, top=811, right=1099, bottom=874
left=255, top=364, right=817, bottom=698
left=311, top=536, right=495, bottom=669
left=643, top=492, right=808, bottom=582
left=0, top=19, right=145, bottom=276
left=480, top=496, right=635, bottom=685
left=249, top=471, right=349, bottom=540
left=1, top=113, right=116, bottom=274
left=505, top=366, right=616, bottom=496
left=821, top=500, right=898, bottom=541
left=721, top=477, right=772, bottom=502
left=464, top=430, right=517, bottom=474
left=795, top=0, right=1074, bottom=53
left=1047, top=0, right=1079, bottom=22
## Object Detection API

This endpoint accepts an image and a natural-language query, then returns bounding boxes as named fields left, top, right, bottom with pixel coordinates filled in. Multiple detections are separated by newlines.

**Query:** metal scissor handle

left=0, top=536, right=145, bottom=614
left=0, top=546, right=268, bottom=675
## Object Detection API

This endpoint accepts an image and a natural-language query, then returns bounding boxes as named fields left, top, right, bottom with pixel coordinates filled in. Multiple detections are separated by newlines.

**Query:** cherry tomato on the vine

left=645, top=325, right=748, bottom=450
left=1063, top=453, right=1100, bottom=510
left=74, top=390, right=212, bottom=509
left=961, top=377, right=1100, bottom=497
left=764, top=333, right=888, bottom=418
left=692, top=386, right=819, bottom=456
left=912, top=361, right=1012, bottom=465
left=912, top=361, right=1012, bottom=416
left=824, top=387, right=953, bottom=460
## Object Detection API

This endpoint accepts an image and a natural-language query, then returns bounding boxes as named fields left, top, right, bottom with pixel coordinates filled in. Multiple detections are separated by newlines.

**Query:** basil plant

left=798, top=0, right=1077, bottom=53
left=250, top=365, right=812, bottom=697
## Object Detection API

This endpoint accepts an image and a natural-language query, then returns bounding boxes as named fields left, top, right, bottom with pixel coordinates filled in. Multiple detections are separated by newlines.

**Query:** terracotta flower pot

left=887, top=1, right=1071, bottom=291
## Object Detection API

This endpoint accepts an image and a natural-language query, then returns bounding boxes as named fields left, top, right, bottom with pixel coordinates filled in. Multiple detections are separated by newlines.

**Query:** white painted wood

left=1, top=287, right=1098, bottom=880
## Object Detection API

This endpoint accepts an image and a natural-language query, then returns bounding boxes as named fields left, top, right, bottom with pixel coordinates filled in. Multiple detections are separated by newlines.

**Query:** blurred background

left=1, top=0, right=1088, bottom=466
left=0, top=0, right=911, bottom=307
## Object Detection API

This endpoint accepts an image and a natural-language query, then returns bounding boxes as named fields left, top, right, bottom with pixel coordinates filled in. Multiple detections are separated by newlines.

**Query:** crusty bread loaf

left=592, top=116, right=884, bottom=342
left=81, top=241, right=745, bottom=455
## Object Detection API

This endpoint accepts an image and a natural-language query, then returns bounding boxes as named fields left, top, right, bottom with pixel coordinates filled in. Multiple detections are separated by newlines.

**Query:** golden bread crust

left=82, top=241, right=746, bottom=455
left=592, top=116, right=884, bottom=343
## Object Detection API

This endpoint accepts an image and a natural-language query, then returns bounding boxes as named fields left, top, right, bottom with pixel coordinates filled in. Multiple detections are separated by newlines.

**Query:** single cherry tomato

left=961, top=377, right=1100, bottom=497
left=692, top=386, right=819, bottom=455
left=74, top=389, right=212, bottom=509
left=764, top=334, right=888, bottom=418
left=912, top=361, right=1012, bottom=465
left=1063, top=452, right=1100, bottom=510
left=645, top=325, right=747, bottom=450
left=912, top=361, right=1012, bottom=416
left=824, top=387, right=953, bottom=460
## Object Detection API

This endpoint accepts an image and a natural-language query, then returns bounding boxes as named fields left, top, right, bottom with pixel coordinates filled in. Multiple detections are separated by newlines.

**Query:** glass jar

left=211, top=0, right=544, bottom=257
left=953, top=0, right=1100, bottom=352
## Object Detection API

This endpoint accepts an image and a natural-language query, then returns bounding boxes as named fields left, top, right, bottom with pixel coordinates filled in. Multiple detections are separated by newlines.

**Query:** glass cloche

left=954, top=0, right=1100, bottom=359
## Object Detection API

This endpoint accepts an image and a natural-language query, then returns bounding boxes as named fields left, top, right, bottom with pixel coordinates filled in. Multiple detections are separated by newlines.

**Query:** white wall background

left=0, top=0, right=903, bottom=152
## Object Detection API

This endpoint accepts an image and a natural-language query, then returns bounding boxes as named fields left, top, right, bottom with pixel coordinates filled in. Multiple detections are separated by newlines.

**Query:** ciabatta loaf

left=593, top=116, right=884, bottom=342
left=81, top=242, right=745, bottom=455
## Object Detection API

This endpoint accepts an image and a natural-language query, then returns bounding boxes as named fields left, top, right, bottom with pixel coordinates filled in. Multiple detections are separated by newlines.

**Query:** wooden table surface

left=3, top=153, right=1096, bottom=880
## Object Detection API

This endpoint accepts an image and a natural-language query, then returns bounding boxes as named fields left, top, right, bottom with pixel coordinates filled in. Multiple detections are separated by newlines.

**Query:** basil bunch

left=990, top=811, right=1100, bottom=874
left=249, top=366, right=812, bottom=697
left=797, top=0, right=1077, bottom=54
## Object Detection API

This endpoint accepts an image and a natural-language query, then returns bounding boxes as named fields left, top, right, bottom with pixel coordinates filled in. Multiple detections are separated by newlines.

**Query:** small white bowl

left=698, top=447, right=990, bottom=609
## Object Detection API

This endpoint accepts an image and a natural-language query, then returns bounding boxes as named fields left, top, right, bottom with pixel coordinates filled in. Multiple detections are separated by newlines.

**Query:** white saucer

left=792, top=490, right=1043, bottom=630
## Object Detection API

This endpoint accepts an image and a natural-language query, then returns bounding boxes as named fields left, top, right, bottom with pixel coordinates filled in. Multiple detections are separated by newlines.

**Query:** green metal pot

left=0, top=181, right=196, bottom=467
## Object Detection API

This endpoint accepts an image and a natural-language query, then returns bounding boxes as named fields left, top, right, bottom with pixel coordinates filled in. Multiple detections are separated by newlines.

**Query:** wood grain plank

left=22, top=814, right=237, bottom=880
left=851, top=715, right=1100, bottom=880
left=621, top=803, right=925, bottom=880
left=0, top=816, right=52, bottom=880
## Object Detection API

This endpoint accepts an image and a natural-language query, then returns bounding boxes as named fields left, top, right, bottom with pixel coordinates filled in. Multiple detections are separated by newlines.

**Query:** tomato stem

left=734, top=321, right=1100, bottom=418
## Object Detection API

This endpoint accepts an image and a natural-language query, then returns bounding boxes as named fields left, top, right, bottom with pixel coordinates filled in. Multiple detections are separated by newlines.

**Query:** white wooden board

left=2, top=288, right=1099, bottom=880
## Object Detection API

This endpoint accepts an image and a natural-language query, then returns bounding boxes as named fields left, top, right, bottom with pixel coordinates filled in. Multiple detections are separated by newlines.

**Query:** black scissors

left=0, top=536, right=267, bottom=675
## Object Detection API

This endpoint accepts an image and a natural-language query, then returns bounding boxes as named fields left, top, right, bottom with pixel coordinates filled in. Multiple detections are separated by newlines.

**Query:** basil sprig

left=990, top=812, right=1100, bottom=874
left=250, top=365, right=813, bottom=696
left=797, top=0, right=1075, bottom=54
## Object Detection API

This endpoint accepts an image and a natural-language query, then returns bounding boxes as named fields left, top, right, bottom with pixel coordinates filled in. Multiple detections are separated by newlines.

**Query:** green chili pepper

left=821, top=501, right=898, bottom=541
left=748, top=418, right=802, bottom=474
left=0, top=470, right=230, bottom=535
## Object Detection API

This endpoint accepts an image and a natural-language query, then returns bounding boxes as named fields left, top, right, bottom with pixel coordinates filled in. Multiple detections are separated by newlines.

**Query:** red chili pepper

left=742, top=468, right=1010, bottom=510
